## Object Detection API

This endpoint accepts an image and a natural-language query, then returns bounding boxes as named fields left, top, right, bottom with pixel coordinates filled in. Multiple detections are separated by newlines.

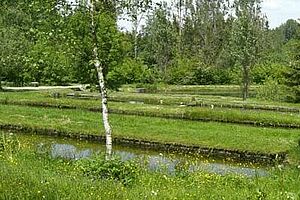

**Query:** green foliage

left=165, top=58, right=199, bottom=85
left=230, top=0, right=267, bottom=99
left=0, top=0, right=299, bottom=104
left=0, top=3, right=31, bottom=86
left=166, top=58, right=234, bottom=85
left=141, top=3, right=177, bottom=76
left=75, top=154, right=139, bottom=185
left=252, top=63, right=287, bottom=84
left=256, top=78, right=287, bottom=101
left=0, top=132, right=20, bottom=159
left=193, top=66, right=233, bottom=85
left=281, top=19, right=300, bottom=43
left=107, top=58, right=156, bottom=90
left=25, top=42, right=74, bottom=85
left=284, top=39, right=300, bottom=102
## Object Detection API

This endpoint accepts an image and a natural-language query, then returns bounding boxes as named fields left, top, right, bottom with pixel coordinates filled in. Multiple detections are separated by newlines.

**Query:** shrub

left=165, top=58, right=199, bottom=85
left=166, top=58, right=234, bottom=85
left=107, top=58, right=157, bottom=90
left=252, top=63, right=287, bottom=85
left=256, top=78, right=287, bottom=101
left=75, top=155, right=139, bottom=186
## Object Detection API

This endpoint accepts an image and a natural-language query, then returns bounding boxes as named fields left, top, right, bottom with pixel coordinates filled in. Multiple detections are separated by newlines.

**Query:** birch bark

left=90, top=0, right=112, bottom=159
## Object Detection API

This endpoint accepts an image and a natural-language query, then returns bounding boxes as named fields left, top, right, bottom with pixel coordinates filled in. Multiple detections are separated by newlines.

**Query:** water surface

left=15, top=133, right=268, bottom=177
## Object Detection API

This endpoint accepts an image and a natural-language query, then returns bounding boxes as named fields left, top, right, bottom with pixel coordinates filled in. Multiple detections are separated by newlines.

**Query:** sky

left=262, top=0, right=300, bottom=28
left=118, top=0, right=300, bottom=31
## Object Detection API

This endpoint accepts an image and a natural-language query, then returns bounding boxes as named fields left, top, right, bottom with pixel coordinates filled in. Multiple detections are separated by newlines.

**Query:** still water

left=16, top=133, right=268, bottom=177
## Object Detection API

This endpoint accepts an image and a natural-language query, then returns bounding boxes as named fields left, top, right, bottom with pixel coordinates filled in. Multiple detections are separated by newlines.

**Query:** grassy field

left=2, top=88, right=300, bottom=111
left=1, top=104, right=300, bottom=154
left=0, top=133, right=299, bottom=200
left=1, top=91, right=300, bottom=128
left=1, top=86, right=300, bottom=199
left=121, top=84, right=259, bottom=97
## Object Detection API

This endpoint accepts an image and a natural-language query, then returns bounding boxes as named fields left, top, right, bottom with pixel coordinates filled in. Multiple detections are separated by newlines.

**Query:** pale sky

left=262, top=0, right=300, bottom=28
left=118, top=0, right=300, bottom=31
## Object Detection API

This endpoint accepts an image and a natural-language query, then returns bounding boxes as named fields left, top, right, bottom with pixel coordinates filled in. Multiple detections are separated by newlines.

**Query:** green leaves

left=75, top=154, right=139, bottom=185
left=0, top=133, right=20, bottom=160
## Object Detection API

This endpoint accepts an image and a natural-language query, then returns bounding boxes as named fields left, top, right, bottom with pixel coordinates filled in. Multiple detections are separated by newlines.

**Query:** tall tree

left=231, top=0, right=267, bottom=100
left=90, top=0, right=119, bottom=159
left=0, top=0, right=33, bottom=86
left=284, top=22, right=300, bottom=102
left=122, top=0, right=152, bottom=59
left=142, top=3, right=177, bottom=77
left=177, top=0, right=232, bottom=66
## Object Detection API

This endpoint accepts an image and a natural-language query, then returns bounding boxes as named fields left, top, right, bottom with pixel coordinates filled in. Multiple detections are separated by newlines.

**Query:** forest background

left=0, top=0, right=299, bottom=102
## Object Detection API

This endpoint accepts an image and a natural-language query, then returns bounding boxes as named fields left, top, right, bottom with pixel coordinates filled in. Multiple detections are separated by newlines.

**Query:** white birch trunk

left=90, top=0, right=112, bottom=159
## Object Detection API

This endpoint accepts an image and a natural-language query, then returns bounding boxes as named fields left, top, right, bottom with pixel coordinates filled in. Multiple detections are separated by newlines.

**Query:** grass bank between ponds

left=1, top=92, right=300, bottom=129
left=1, top=144, right=300, bottom=199
left=4, top=90, right=299, bottom=113
left=122, top=84, right=258, bottom=97
left=65, top=92, right=300, bottom=113
left=0, top=124, right=286, bottom=164
left=0, top=104, right=300, bottom=156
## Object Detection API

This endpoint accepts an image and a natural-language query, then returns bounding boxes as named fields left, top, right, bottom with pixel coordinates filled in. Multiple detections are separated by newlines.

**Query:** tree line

left=0, top=0, right=299, bottom=102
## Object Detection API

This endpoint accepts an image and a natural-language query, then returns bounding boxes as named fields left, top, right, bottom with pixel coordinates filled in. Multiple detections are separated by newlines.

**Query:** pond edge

left=0, top=123, right=287, bottom=165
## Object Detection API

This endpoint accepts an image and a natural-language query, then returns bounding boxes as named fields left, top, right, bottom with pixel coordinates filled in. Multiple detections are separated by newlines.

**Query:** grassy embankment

left=0, top=89, right=300, bottom=155
left=122, top=84, right=259, bottom=97
left=1, top=90, right=300, bottom=128
left=2, top=86, right=300, bottom=110
left=0, top=104, right=300, bottom=155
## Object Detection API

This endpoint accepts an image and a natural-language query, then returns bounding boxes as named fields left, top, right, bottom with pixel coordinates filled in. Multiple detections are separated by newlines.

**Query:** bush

left=256, top=78, right=287, bottom=101
left=165, top=58, right=199, bottom=85
left=252, top=63, right=287, bottom=85
left=107, top=58, right=157, bottom=90
left=166, top=58, right=234, bottom=85
left=75, top=155, right=139, bottom=186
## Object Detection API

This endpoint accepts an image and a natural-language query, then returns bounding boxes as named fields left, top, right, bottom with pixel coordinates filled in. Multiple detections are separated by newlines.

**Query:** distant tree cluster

left=0, top=0, right=299, bottom=101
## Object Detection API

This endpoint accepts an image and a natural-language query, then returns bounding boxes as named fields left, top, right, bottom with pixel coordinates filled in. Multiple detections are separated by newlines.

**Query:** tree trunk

left=242, top=65, right=250, bottom=101
left=91, top=0, right=112, bottom=159
left=178, top=0, right=182, bottom=54
left=134, top=19, right=138, bottom=60
left=0, top=69, right=2, bottom=90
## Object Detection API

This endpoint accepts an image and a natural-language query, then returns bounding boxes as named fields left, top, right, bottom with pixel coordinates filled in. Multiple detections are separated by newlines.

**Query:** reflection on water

left=39, top=140, right=268, bottom=177
left=51, top=144, right=93, bottom=160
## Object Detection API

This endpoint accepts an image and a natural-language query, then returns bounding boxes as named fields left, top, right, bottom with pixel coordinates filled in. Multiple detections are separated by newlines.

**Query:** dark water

left=15, top=133, right=268, bottom=177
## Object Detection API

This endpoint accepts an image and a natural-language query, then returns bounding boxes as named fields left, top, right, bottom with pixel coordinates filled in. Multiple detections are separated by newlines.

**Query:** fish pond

left=10, top=132, right=269, bottom=177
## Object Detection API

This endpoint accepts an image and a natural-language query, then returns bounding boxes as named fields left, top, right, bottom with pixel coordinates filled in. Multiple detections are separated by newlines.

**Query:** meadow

left=1, top=85, right=300, bottom=199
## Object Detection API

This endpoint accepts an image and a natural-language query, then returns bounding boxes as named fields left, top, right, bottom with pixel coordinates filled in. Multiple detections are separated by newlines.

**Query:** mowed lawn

left=1, top=104, right=299, bottom=154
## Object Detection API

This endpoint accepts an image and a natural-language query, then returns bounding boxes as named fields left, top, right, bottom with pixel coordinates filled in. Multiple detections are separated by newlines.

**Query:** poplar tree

left=231, top=0, right=266, bottom=100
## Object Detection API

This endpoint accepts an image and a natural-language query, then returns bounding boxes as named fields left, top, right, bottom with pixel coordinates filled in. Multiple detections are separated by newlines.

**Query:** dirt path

left=3, top=85, right=86, bottom=91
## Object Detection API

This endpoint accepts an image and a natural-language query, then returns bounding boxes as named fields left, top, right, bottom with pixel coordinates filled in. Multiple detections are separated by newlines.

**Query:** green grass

left=108, top=92, right=300, bottom=112
left=1, top=89, right=300, bottom=111
left=2, top=86, right=300, bottom=199
left=122, top=84, right=259, bottom=97
left=1, top=91, right=300, bottom=128
left=1, top=136, right=300, bottom=199
left=0, top=104, right=300, bottom=154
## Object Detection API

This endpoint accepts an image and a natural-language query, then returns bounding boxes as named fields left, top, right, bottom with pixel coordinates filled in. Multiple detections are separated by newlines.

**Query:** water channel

left=12, top=133, right=269, bottom=177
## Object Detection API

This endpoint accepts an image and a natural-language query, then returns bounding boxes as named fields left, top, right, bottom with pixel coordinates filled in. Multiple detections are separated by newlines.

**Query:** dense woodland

left=0, top=0, right=299, bottom=102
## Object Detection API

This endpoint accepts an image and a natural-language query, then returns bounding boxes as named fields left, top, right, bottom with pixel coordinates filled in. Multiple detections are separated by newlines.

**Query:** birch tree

left=89, top=0, right=115, bottom=159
